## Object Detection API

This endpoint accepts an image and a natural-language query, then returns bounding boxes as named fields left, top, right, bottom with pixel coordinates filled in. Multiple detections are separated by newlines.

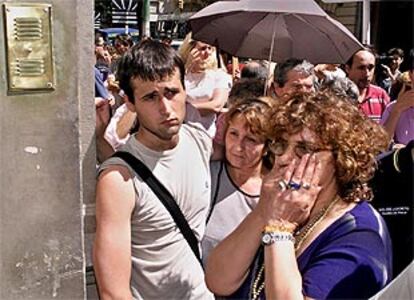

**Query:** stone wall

left=0, top=0, right=95, bottom=299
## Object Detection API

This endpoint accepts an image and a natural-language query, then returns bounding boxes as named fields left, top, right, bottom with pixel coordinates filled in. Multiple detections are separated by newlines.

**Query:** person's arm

left=264, top=242, right=304, bottom=300
left=261, top=154, right=322, bottom=300
left=205, top=209, right=264, bottom=295
left=96, top=135, right=115, bottom=164
left=116, top=110, right=137, bottom=139
left=93, top=166, right=136, bottom=299
left=192, top=88, right=229, bottom=116
left=381, top=64, right=399, bottom=83
left=206, top=154, right=321, bottom=296
left=210, top=112, right=226, bottom=160
left=95, top=97, right=115, bottom=163
left=104, top=104, right=135, bottom=151
left=193, top=70, right=231, bottom=116
left=381, top=89, right=414, bottom=141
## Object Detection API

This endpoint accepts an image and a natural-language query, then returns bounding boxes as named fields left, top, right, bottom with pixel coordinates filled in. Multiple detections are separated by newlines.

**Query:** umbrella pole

left=232, top=56, right=239, bottom=81
left=265, top=15, right=278, bottom=96
left=214, top=38, right=221, bottom=69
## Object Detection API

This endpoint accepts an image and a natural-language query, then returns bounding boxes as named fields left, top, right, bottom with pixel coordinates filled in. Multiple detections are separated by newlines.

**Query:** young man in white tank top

left=94, top=40, right=214, bottom=300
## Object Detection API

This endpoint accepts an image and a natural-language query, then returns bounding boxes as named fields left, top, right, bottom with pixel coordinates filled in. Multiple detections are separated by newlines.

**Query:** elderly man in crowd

left=271, top=58, right=315, bottom=99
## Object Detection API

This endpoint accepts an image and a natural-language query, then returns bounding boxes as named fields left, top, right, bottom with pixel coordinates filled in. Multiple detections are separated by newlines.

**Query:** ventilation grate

left=11, top=58, right=45, bottom=77
left=14, top=17, right=43, bottom=40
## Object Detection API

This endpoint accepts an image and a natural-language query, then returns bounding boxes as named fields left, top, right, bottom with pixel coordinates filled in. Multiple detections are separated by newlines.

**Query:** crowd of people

left=92, top=31, right=413, bottom=299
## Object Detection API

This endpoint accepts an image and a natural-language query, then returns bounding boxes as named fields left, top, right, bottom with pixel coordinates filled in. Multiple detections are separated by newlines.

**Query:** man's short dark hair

left=273, top=58, right=314, bottom=87
left=229, top=78, right=266, bottom=105
left=387, top=48, right=404, bottom=59
left=241, top=61, right=268, bottom=80
left=117, top=40, right=185, bottom=103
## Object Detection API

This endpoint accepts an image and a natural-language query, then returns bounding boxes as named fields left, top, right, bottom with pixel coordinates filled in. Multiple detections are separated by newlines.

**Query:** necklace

left=250, top=264, right=265, bottom=300
left=294, top=195, right=341, bottom=251
left=249, top=195, right=341, bottom=300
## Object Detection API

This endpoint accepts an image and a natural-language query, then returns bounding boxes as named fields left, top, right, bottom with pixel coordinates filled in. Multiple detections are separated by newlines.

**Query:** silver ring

left=302, top=182, right=311, bottom=190
left=278, top=180, right=288, bottom=192
left=288, top=181, right=301, bottom=190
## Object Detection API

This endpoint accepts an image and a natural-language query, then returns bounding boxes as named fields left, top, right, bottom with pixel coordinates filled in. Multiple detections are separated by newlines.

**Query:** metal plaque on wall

left=3, top=3, right=55, bottom=93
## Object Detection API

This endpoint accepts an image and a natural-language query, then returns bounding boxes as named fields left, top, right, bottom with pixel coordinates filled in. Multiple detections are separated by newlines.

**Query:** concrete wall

left=0, top=0, right=95, bottom=299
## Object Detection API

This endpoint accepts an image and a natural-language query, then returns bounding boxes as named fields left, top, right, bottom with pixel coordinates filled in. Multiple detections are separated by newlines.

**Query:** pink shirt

left=380, top=101, right=414, bottom=145
left=359, top=84, right=390, bottom=122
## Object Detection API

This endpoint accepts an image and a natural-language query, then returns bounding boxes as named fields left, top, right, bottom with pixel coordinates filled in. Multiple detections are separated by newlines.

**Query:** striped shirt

left=358, top=84, right=390, bottom=122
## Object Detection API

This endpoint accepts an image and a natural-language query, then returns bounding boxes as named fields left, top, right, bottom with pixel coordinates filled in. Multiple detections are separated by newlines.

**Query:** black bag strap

left=111, top=151, right=202, bottom=266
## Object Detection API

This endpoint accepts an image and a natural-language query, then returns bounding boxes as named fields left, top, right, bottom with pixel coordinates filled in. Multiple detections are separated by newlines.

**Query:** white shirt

left=185, top=69, right=232, bottom=137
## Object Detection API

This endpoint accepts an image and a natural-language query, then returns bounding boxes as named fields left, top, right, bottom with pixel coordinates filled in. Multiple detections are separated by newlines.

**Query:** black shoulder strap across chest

left=111, top=151, right=202, bottom=266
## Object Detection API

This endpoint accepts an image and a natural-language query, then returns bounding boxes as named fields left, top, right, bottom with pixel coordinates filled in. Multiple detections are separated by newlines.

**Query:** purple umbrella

left=189, top=0, right=363, bottom=64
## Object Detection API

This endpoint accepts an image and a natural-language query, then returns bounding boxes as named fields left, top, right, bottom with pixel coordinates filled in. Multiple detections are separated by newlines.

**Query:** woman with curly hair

left=205, top=91, right=392, bottom=299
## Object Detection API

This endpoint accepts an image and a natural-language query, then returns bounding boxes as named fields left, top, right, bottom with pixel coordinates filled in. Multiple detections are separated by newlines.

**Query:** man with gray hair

left=272, top=58, right=315, bottom=98
left=320, top=76, right=360, bottom=104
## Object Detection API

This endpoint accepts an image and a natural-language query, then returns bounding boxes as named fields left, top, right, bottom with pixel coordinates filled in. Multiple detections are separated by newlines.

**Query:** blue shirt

left=227, top=202, right=392, bottom=299
left=94, top=67, right=110, bottom=99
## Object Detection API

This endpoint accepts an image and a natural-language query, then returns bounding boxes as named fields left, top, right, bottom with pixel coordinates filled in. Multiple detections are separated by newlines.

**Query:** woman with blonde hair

left=178, top=32, right=232, bottom=136
left=205, top=91, right=392, bottom=299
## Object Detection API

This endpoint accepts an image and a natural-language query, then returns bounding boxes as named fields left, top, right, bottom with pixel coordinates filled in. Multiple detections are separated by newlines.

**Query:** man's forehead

left=131, top=71, right=182, bottom=94
left=354, top=50, right=375, bottom=64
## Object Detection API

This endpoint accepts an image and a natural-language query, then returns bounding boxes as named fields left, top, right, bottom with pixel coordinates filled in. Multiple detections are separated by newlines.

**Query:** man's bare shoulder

left=98, top=164, right=132, bottom=183
left=96, top=165, right=136, bottom=214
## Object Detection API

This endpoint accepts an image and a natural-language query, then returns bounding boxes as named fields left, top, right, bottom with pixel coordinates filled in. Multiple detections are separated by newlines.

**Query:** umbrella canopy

left=189, top=0, right=363, bottom=64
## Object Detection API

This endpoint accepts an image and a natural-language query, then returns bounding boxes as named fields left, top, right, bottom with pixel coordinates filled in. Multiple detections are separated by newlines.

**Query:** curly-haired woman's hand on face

left=256, top=154, right=322, bottom=229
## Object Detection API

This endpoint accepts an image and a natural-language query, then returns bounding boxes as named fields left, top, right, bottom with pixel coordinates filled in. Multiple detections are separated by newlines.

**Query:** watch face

left=262, top=233, right=272, bottom=245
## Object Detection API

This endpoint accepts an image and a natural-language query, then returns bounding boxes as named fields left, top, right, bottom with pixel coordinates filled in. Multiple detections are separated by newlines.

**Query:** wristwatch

left=261, top=232, right=295, bottom=246
left=261, top=232, right=275, bottom=246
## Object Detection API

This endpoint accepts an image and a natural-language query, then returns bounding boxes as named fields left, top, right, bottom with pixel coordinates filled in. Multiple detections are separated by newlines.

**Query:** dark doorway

left=371, top=1, right=414, bottom=72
